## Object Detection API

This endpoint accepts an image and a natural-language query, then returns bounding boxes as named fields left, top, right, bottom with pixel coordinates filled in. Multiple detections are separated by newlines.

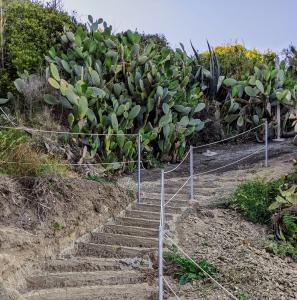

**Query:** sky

left=62, top=0, right=297, bottom=54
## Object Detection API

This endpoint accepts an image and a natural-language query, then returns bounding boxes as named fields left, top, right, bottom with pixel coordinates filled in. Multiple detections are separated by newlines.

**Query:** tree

left=0, top=0, right=74, bottom=97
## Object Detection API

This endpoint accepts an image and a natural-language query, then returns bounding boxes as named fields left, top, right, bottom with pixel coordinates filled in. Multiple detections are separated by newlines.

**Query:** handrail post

left=189, top=145, right=194, bottom=201
left=158, top=170, right=165, bottom=300
left=137, top=132, right=141, bottom=203
left=265, top=120, right=268, bottom=167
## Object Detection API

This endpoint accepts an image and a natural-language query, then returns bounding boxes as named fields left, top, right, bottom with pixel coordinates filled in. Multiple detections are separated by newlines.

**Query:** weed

left=52, top=222, right=63, bottom=231
left=227, top=178, right=283, bottom=223
left=164, top=245, right=217, bottom=285
left=238, top=290, right=249, bottom=300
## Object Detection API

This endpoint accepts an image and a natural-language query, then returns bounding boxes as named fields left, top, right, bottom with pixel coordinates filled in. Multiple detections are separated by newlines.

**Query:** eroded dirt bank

left=0, top=175, right=135, bottom=296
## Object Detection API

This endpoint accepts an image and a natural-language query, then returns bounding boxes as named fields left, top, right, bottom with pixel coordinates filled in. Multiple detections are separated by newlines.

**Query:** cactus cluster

left=222, top=65, right=295, bottom=130
left=43, top=17, right=206, bottom=165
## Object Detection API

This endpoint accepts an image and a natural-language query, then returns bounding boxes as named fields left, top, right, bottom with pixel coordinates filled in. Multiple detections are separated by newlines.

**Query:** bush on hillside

left=199, top=43, right=276, bottom=79
left=227, top=178, right=283, bottom=223
left=0, top=0, right=75, bottom=97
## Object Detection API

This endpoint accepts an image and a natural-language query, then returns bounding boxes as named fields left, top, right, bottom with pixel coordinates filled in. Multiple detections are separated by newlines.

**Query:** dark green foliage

left=229, top=171, right=297, bottom=262
left=164, top=245, right=217, bottom=285
left=283, top=213, right=297, bottom=238
left=228, top=179, right=283, bottom=223
left=286, top=172, right=297, bottom=184
left=0, top=0, right=74, bottom=96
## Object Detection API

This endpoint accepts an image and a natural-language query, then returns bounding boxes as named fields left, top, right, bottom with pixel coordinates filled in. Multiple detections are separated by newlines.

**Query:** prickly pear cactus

left=43, top=17, right=206, bottom=166
left=222, top=65, right=294, bottom=132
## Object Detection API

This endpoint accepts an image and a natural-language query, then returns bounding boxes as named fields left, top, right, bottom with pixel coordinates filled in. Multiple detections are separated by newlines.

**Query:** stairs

left=21, top=179, right=190, bottom=300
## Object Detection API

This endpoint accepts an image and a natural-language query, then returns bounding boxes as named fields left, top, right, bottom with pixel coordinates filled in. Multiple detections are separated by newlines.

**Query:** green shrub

left=164, top=245, right=217, bottom=285
left=227, top=179, right=283, bottom=223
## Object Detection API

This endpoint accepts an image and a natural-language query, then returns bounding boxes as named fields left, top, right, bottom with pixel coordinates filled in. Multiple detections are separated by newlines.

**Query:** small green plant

left=164, top=245, right=217, bottom=285
left=238, top=290, right=249, bottom=300
left=52, top=222, right=63, bottom=231
left=228, top=179, right=283, bottom=223
left=266, top=240, right=297, bottom=262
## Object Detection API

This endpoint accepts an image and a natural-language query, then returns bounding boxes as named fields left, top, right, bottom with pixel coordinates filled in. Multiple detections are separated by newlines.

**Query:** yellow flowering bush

left=200, top=43, right=276, bottom=79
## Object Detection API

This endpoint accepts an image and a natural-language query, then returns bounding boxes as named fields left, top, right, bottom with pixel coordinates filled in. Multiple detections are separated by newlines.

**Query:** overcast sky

left=63, top=0, right=297, bottom=54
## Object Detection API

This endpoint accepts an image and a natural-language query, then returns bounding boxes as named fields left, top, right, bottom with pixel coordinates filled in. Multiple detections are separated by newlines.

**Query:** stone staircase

left=20, top=179, right=192, bottom=300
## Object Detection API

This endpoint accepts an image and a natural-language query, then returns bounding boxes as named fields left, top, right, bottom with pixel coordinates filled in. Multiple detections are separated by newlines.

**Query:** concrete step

left=26, top=270, right=146, bottom=290
left=104, top=224, right=158, bottom=238
left=141, top=192, right=189, bottom=200
left=142, top=189, right=218, bottom=197
left=141, top=198, right=189, bottom=208
left=23, top=283, right=157, bottom=300
left=144, top=181, right=221, bottom=189
left=76, top=242, right=156, bottom=259
left=90, top=232, right=158, bottom=248
left=125, top=210, right=174, bottom=221
left=132, top=203, right=183, bottom=214
left=116, top=217, right=163, bottom=229
left=41, top=257, right=123, bottom=273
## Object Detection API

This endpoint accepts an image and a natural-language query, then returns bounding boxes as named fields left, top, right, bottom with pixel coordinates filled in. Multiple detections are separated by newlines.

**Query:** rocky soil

left=159, top=151, right=297, bottom=299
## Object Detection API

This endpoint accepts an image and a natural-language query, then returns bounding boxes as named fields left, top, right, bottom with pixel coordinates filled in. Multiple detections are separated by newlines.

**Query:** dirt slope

left=0, top=175, right=135, bottom=296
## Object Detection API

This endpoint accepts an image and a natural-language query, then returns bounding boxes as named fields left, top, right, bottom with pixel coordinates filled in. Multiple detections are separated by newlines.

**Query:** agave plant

left=191, top=41, right=224, bottom=98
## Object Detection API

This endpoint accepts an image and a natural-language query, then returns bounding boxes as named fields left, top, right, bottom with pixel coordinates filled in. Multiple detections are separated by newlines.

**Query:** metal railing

left=158, top=121, right=269, bottom=299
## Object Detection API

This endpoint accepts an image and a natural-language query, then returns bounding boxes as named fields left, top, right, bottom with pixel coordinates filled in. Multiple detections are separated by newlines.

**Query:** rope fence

left=0, top=125, right=138, bottom=136
left=163, top=276, right=181, bottom=300
left=164, top=149, right=191, bottom=174
left=1, top=122, right=270, bottom=299
left=158, top=121, right=269, bottom=299
left=192, top=123, right=263, bottom=149
left=0, top=160, right=140, bottom=166
left=164, top=146, right=265, bottom=207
